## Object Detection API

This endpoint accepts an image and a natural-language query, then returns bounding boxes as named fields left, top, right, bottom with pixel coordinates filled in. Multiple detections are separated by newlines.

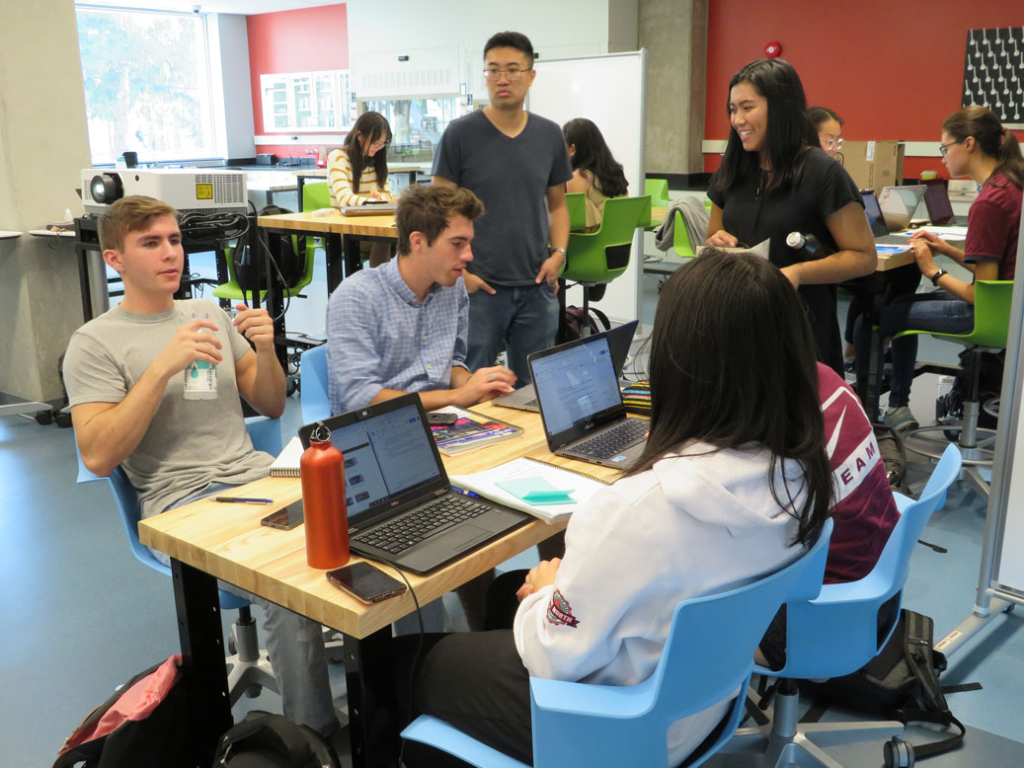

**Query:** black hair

left=483, top=31, right=535, bottom=65
left=808, top=106, right=844, bottom=130
left=943, top=106, right=1024, bottom=189
left=627, top=249, right=833, bottom=546
left=344, top=112, right=391, bottom=193
left=710, top=58, right=822, bottom=197
left=562, top=118, right=629, bottom=198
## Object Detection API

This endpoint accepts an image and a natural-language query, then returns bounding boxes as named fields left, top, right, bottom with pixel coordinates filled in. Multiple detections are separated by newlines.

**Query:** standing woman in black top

left=706, top=59, right=876, bottom=374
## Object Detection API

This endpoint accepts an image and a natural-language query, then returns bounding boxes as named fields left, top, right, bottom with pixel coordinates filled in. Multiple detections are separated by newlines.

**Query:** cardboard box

left=837, top=141, right=904, bottom=196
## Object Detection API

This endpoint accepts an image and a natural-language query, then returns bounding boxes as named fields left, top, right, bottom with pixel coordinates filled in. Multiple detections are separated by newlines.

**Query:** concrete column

left=639, top=0, right=708, bottom=177
left=0, top=1, right=92, bottom=403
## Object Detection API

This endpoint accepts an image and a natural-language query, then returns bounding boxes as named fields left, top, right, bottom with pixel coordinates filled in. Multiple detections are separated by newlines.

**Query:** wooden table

left=139, top=403, right=625, bottom=766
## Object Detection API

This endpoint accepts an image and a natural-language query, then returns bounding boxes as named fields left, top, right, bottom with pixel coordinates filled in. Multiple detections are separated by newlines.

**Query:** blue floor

left=3, top=274, right=1022, bottom=767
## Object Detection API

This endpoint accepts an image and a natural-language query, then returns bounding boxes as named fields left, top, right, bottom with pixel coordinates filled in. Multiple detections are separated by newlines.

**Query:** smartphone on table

left=427, top=411, right=458, bottom=426
left=260, top=500, right=304, bottom=530
left=326, top=562, right=407, bottom=604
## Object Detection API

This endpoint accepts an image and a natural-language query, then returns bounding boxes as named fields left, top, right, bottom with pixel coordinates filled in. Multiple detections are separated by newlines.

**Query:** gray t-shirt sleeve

left=431, top=120, right=462, bottom=184
left=64, top=330, right=127, bottom=406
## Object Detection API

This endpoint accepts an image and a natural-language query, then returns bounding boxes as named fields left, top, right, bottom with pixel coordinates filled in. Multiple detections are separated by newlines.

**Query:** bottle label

left=183, top=312, right=218, bottom=398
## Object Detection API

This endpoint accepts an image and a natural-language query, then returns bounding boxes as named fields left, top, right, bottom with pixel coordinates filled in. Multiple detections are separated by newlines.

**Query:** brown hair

left=98, top=195, right=178, bottom=252
left=395, top=185, right=484, bottom=255
left=943, top=106, right=1024, bottom=189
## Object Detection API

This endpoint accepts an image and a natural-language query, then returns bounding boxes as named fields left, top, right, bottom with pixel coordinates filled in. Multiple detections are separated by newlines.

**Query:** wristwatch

left=930, top=269, right=948, bottom=286
left=550, top=247, right=566, bottom=257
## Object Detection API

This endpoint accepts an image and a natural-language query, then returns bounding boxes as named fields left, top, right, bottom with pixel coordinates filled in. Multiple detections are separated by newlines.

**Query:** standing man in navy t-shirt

left=432, top=31, right=573, bottom=387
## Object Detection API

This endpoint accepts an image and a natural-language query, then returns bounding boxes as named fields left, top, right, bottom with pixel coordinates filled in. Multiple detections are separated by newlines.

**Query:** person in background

left=809, top=106, right=844, bottom=159
left=706, top=59, right=875, bottom=375
left=562, top=117, right=629, bottom=230
left=394, top=251, right=834, bottom=767
left=855, top=106, right=1023, bottom=433
left=327, top=110, right=394, bottom=267
left=432, top=31, right=572, bottom=388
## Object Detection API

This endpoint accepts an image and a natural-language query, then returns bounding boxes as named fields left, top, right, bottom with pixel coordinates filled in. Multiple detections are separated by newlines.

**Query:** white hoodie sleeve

left=513, top=484, right=667, bottom=683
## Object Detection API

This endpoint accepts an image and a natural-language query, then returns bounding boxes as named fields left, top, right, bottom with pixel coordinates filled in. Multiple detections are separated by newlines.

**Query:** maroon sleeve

left=964, top=187, right=1012, bottom=265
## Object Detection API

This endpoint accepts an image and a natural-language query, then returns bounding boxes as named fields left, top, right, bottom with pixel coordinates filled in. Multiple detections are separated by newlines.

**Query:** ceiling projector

left=81, top=168, right=248, bottom=215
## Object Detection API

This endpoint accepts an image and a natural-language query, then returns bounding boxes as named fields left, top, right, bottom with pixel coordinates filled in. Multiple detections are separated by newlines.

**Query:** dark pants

left=394, top=571, right=534, bottom=767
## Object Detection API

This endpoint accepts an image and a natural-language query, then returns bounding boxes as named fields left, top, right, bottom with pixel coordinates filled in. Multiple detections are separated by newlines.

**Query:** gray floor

left=4, top=259, right=1023, bottom=767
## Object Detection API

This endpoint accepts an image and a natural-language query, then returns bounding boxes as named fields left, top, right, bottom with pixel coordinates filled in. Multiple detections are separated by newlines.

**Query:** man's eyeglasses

left=483, top=68, right=532, bottom=81
left=822, top=137, right=844, bottom=151
left=939, top=140, right=964, bottom=157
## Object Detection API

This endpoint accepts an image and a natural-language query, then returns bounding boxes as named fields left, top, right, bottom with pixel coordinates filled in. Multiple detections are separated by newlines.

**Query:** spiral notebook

left=449, top=457, right=609, bottom=523
left=269, top=436, right=303, bottom=477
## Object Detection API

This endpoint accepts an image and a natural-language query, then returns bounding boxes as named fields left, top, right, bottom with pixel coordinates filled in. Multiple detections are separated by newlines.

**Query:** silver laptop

left=862, top=191, right=912, bottom=249
left=493, top=320, right=639, bottom=413
left=339, top=201, right=398, bottom=216
left=528, top=334, right=648, bottom=470
left=878, top=185, right=926, bottom=232
left=297, top=394, right=528, bottom=574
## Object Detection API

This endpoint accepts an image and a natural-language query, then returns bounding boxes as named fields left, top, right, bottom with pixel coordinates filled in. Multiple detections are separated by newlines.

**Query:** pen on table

left=451, top=486, right=481, bottom=499
left=214, top=496, right=274, bottom=505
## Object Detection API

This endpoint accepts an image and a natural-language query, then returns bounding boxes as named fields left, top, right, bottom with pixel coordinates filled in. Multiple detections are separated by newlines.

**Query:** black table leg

left=343, top=628, right=398, bottom=768
left=325, top=233, right=344, bottom=293
left=171, top=559, right=232, bottom=767
left=342, top=233, right=365, bottom=279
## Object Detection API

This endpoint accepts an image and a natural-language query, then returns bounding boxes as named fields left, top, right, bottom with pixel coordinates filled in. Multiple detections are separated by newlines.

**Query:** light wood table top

left=258, top=210, right=397, bottom=239
left=139, top=403, right=625, bottom=639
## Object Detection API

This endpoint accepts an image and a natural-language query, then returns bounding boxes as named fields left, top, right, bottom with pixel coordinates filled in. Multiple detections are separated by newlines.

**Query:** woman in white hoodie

left=396, top=251, right=834, bottom=767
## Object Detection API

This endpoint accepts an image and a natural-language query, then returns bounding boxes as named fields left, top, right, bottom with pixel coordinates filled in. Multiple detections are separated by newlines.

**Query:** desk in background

left=294, top=163, right=433, bottom=206
left=139, top=403, right=628, bottom=767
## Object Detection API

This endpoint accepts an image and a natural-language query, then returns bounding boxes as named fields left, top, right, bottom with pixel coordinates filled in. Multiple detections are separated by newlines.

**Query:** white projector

left=81, top=168, right=248, bottom=215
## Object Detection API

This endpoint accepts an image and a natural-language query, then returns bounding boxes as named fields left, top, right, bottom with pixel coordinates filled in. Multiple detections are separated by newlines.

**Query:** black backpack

left=234, top=206, right=307, bottom=295
left=211, top=711, right=339, bottom=768
left=53, top=657, right=190, bottom=768
left=800, top=610, right=979, bottom=766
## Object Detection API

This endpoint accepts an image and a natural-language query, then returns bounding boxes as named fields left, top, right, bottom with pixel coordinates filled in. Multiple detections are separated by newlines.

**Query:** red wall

left=247, top=4, right=349, bottom=160
left=704, top=1, right=1024, bottom=179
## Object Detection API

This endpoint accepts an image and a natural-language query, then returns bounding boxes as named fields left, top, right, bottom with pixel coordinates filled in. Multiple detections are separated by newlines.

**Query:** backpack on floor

left=799, top=610, right=979, bottom=765
left=211, top=711, right=339, bottom=768
left=53, top=655, right=190, bottom=768
left=559, top=305, right=611, bottom=344
left=234, top=206, right=307, bottom=294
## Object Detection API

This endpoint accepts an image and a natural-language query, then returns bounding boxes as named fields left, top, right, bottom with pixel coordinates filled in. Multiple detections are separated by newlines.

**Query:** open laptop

left=339, top=201, right=399, bottom=216
left=878, top=185, right=926, bottom=232
left=862, top=191, right=912, bottom=249
left=297, top=394, right=528, bottom=574
left=493, top=320, right=640, bottom=413
left=528, top=333, right=648, bottom=469
left=922, top=180, right=967, bottom=226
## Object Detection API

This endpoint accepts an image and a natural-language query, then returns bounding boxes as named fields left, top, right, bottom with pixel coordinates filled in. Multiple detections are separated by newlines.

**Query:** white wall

left=208, top=14, right=257, bottom=161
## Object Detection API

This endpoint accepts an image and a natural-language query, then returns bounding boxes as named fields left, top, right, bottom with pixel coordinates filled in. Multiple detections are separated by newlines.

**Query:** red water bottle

left=299, top=423, right=349, bottom=569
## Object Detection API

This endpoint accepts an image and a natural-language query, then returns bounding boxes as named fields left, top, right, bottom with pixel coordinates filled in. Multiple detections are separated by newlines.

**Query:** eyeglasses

left=369, top=137, right=389, bottom=151
left=822, top=137, right=844, bottom=151
left=939, top=140, right=964, bottom=157
left=483, top=68, right=532, bottom=81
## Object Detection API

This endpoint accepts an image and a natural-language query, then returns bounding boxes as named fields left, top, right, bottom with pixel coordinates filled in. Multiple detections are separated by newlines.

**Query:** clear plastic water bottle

left=183, top=312, right=218, bottom=400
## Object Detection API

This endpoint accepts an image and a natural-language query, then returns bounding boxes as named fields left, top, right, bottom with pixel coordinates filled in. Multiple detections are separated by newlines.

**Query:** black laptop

left=862, top=191, right=912, bottom=249
left=493, top=320, right=640, bottom=413
left=528, top=333, right=648, bottom=469
left=297, top=394, right=528, bottom=574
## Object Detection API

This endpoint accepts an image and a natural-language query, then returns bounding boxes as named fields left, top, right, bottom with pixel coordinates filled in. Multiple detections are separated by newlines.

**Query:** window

left=260, top=70, right=355, bottom=132
left=76, top=6, right=217, bottom=164
left=361, top=98, right=462, bottom=160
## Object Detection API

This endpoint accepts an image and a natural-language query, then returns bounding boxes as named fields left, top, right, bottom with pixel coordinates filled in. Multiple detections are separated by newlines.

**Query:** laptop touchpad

left=436, top=524, right=491, bottom=551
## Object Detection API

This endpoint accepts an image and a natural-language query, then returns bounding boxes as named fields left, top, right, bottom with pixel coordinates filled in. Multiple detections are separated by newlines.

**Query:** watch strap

left=931, top=269, right=948, bottom=286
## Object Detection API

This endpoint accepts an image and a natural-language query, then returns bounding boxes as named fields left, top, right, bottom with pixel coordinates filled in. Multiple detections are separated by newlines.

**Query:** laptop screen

left=318, top=403, right=443, bottom=524
left=531, top=335, right=623, bottom=438
left=923, top=182, right=954, bottom=226
left=862, top=191, right=890, bottom=237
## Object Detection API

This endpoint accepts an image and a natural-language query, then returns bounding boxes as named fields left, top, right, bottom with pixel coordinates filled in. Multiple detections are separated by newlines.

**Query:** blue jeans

left=467, top=283, right=559, bottom=386
left=854, top=291, right=974, bottom=409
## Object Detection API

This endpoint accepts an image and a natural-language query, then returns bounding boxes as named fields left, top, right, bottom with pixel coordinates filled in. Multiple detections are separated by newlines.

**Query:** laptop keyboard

left=354, top=495, right=489, bottom=555
left=875, top=235, right=911, bottom=246
left=572, top=419, right=648, bottom=458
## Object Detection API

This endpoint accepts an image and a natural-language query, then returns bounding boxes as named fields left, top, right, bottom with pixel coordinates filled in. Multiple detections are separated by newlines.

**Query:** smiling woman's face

left=729, top=81, right=768, bottom=155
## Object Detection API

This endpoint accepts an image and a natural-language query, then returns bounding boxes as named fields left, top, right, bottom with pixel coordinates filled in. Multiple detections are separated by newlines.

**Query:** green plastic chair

left=565, top=192, right=587, bottom=231
left=213, top=236, right=316, bottom=301
left=302, top=182, right=331, bottom=259
left=894, top=280, right=1013, bottom=478
left=703, top=199, right=713, bottom=214
left=562, top=195, right=650, bottom=315
left=642, top=178, right=670, bottom=231
left=672, top=209, right=697, bottom=259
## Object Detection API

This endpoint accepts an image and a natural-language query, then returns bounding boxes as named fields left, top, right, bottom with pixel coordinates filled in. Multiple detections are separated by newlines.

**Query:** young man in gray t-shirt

left=64, top=195, right=339, bottom=739
left=432, top=31, right=573, bottom=386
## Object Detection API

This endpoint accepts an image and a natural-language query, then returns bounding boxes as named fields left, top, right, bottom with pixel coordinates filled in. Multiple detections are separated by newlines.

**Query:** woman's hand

left=911, top=238, right=939, bottom=279
left=706, top=229, right=738, bottom=248
left=517, top=558, right=562, bottom=601
left=909, top=230, right=952, bottom=258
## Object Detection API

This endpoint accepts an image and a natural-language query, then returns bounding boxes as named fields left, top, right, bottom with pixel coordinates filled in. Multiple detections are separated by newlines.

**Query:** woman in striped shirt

left=327, top=111, right=394, bottom=266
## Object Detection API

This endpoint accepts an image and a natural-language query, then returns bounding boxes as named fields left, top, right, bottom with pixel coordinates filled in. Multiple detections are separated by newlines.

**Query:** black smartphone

left=427, top=411, right=458, bottom=427
left=260, top=500, right=304, bottom=530
left=326, top=562, right=407, bottom=604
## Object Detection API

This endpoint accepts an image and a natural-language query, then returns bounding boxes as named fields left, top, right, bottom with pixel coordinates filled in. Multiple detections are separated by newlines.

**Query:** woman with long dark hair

left=327, top=111, right=394, bottom=266
left=855, top=106, right=1023, bottom=432
left=707, top=59, right=875, bottom=374
left=396, top=251, right=834, bottom=768
left=562, top=117, right=629, bottom=229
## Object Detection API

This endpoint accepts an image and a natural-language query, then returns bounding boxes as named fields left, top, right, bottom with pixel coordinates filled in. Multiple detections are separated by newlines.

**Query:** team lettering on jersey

left=546, top=589, right=580, bottom=628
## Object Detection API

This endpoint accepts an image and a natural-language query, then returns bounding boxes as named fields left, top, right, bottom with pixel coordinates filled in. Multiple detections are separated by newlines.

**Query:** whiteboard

left=528, top=51, right=646, bottom=322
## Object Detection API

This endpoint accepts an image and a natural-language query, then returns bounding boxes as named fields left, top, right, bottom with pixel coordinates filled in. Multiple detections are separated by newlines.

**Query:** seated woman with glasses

left=809, top=106, right=844, bottom=158
left=706, top=59, right=875, bottom=375
left=562, top=117, right=629, bottom=231
left=327, top=110, right=394, bottom=267
left=854, top=106, right=1023, bottom=433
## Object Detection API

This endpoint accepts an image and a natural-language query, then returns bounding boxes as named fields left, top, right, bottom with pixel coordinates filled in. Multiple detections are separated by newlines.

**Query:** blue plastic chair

left=401, top=519, right=834, bottom=768
left=76, top=416, right=283, bottom=705
left=723, top=444, right=963, bottom=768
left=300, top=344, right=331, bottom=423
